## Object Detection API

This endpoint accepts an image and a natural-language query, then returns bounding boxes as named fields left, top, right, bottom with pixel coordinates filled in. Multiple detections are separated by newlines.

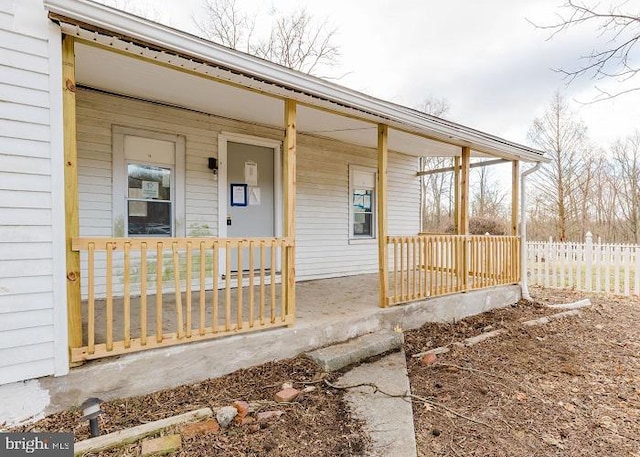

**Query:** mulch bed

left=406, top=286, right=640, bottom=456
left=16, top=356, right=369, bottom=456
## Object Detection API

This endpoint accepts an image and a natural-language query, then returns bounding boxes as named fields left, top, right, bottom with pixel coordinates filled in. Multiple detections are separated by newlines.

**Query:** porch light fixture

left=208, top=157, right=218, bottom=174
left=81, top=397, right=103, bottom=437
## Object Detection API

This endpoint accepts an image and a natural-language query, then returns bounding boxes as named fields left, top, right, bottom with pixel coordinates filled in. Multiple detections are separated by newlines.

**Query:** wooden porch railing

left=386, top=234, right=520, bottom=306
left=70, top=237, right=295, bottom=362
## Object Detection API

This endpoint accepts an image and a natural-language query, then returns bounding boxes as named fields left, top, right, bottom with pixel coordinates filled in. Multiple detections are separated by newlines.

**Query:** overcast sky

left=105, top=0, right=640, bottom=151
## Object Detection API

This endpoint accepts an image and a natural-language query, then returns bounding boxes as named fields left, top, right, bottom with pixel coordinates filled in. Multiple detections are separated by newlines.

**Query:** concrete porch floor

left=36, top=275, right=520, bottom=418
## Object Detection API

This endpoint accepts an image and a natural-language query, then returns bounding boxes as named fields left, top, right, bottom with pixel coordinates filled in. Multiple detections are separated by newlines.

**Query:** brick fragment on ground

left=420, top=353, right=437, bottom=365
left=140, top=434, right=181, bottom=456
left=232, top=400, right=250, bottom=418
left=256, top=410, right=285, bottom=422
left=275, top=387, right=300, bottom=402
left=180, top=419, right=220, bottom=439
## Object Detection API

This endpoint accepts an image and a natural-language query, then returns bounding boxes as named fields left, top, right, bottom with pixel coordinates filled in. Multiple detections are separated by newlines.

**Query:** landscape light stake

left=81, top=397, right=103, bottom=437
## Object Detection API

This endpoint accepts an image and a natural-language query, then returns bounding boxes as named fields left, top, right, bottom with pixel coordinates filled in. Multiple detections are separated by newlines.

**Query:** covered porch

left=46, top=1, right=541, bottom=365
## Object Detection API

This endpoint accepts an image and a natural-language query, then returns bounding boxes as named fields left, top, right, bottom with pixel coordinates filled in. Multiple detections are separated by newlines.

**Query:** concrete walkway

left=337, top=350, right=417, bottom=457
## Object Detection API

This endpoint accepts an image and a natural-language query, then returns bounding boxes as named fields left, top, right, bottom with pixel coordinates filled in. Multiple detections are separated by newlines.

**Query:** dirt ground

left=16, top=286, right=640, bottom=456
left=406, top=286, right=640, bottom=456
left=18, top=357, right=369, bottom=456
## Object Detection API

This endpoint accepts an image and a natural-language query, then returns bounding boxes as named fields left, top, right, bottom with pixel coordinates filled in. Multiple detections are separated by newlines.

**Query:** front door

left=226, top=141, right=276, bottom=271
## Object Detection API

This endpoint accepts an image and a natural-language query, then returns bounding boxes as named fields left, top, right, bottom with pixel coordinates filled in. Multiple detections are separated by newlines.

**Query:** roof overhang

left=43, top=0, right=547, bottom=163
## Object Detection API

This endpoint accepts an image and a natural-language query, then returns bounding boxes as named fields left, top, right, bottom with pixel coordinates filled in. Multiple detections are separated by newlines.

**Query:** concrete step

left=306, top=329, right=404, bottom=372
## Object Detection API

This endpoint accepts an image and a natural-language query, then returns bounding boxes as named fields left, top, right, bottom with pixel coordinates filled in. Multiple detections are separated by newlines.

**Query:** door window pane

left=127, top=164, right=172, bottom=236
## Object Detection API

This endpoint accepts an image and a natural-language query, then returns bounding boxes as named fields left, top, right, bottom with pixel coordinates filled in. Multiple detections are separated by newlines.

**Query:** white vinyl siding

left=77, top=90, right=420, bottom=286
left=296, top=136, right=420, bottom=280
left=0, top=0, right=62, bottom=385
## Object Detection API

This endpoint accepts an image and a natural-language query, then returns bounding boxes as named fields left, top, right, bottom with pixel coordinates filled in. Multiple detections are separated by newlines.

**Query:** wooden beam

left=460, top=147, right=470, bottom=235
left=417, top=158, right=509, bottom=177
left=511, top=160, right=519, bottom=236
left=63, top=35, right=82, bottom=359
left=377, top=124, right=389, bottom=308
left=284, top=99, right=297, bottom=323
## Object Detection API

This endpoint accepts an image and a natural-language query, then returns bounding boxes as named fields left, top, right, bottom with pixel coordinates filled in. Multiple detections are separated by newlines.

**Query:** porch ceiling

left=76, top=43, right=478, bottom=158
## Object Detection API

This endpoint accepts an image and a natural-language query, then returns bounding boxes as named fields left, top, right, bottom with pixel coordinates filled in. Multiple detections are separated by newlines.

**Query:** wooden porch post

left=62, top=35, right=82, bottom=358
left=284, top=99, right=297, bottom=323
left=453, top=156, right=461, bottom=234
left=460, top=147, right=471, bottom=290
left=377, top=124, right=389, bottom=307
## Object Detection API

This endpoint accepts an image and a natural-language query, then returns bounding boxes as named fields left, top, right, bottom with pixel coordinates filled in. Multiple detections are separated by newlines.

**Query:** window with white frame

left=112, top=127, right=185, bottom=238
left=349, top=165, right=376, bottom=240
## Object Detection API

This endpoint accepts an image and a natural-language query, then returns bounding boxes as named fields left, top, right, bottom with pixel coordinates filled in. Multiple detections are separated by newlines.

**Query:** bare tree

left=194, top=1, right=339, bottom=75
left=535, top=1, right=640, bottom=101
left=419, top=98, right=454, bottom=232
left=471, top=164, right=507, bottom=219
left=611, top=131, right=640, bottom=242
left=528, top=92, right=591, bottom=241
left=194, top=0, right=255, bottom=52
left=417, top=96, right=450, bottom=118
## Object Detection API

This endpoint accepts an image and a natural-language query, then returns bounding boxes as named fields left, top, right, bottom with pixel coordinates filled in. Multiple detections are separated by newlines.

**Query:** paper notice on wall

left=248, top=186, right=261, bottom=205
left=142, top=181, right=159, bottom=199
left=244, top=161, right=258, bottom=186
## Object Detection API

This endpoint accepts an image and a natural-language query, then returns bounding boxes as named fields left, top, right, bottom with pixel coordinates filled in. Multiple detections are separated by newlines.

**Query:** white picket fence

left=526, top=232, right=640, bottom=296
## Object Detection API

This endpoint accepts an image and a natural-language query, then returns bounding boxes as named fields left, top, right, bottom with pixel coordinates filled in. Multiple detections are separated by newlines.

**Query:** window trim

left=112, top=126, right=186, bottom=238
left=348, top=164, right=377, bottom=244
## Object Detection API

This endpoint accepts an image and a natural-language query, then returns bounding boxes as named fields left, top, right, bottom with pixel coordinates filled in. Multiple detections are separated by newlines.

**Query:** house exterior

left=0, top=0, right=545, bottom=425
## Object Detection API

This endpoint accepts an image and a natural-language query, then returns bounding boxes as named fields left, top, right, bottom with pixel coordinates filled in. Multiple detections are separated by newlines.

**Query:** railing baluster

left=237, top=241, right=243, bottom=330
left=405, top=237, right=410, bottom=299
left=225, top=240, right=232, bottom=331
left=186, top=241, right=192, bottom=338
left=393, top=238, right=398, bottom=304
left=438, top=236, right=444, bottom=295
left=140, top=242, right=147, bottom=346
left=106, top=242, right=113, bottom=351
left=423, top=237, right=428, bottom=296
left=270, top=239, right=276, bottom=323
left=260, top=240, right=266, bottom=325
left=281, top=241, right=287, bottom=322
left=87, top=242, right=95, bottom=354
left=249, top=240, right=255, bottom=327
left=156, top=242, right=163, bottom=343
left=412, top=237, right=417, bottom=299
left=399, top=238, right=405, bottom=301
left=172, top=242, right=184, bottom=339
left=199, top=241, right=205, bottom=336
left=212, top=240, right=219, bottom=333
left=123, top=241, right=131, bottom=348
left=418, top=237, right=423, bottom=298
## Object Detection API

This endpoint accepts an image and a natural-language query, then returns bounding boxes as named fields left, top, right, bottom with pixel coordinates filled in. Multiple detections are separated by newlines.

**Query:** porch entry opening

left=226, top=141, right=276, bottom=272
